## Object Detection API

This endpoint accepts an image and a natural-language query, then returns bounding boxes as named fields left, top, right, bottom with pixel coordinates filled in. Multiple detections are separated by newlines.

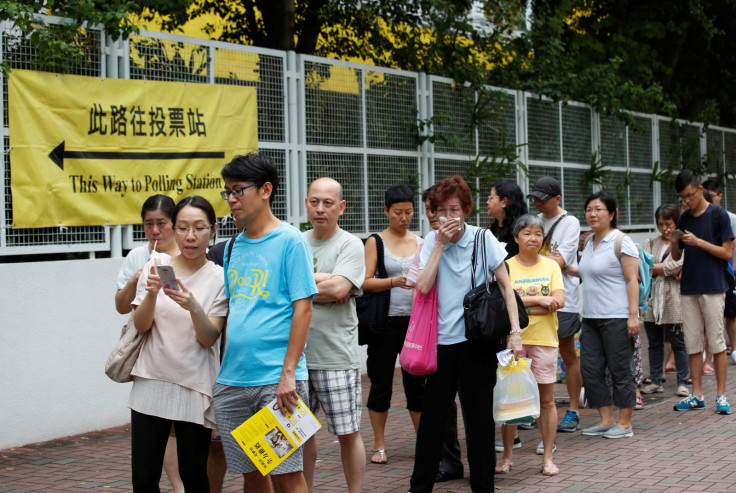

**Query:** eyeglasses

left=436, top=206, right=463, bottom=215
left=174, top=225, right=212, bottom=235
left=679, top=189, right=699, bottom=203
left=584, top=207, right=608, bottom=215
left=220, top=182, right=263, bottom=200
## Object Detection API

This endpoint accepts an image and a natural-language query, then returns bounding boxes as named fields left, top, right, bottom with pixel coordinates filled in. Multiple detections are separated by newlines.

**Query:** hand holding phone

left=671, top=229, right=685, bottom=237
left=156, top=265, right=180, bottom=291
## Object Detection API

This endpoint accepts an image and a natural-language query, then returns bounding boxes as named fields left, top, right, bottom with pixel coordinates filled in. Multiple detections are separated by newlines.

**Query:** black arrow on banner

left=48, top=141, right=225, bottom=171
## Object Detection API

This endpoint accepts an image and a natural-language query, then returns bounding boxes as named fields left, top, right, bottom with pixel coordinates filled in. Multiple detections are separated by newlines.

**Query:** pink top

left=132, top=260, right=228, bottom=398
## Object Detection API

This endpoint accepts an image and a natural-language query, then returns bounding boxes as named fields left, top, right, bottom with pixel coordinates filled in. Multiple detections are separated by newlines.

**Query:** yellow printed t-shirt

left=507, top=256, right=564, bottom=347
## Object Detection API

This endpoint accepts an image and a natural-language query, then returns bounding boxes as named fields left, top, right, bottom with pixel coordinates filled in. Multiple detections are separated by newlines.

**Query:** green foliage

left=510, top=0, right=736, bottom=126
left=465, top=132, right=528, bottom=199
left=582, top=152, right=609, bottom=188
left=0, top=0, right=142, bottom=76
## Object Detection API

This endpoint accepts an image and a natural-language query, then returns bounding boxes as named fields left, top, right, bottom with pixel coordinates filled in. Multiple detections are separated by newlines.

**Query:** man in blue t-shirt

left=212, top=154, right=318, bottom=492
left=670, top=170, right=733, bottom=415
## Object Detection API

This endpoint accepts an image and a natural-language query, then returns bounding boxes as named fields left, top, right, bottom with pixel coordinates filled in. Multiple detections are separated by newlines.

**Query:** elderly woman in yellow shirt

left=496, top=214, right=565, bottom=477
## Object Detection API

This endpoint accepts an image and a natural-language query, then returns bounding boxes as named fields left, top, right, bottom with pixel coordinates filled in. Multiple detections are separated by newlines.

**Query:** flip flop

left=495, top=460, right=513, bottom=474
left=542, top=463, right=559, bottom=476
left=370, top=449, right=387, bottom=465
left=634, top=394, right=644, bottom=410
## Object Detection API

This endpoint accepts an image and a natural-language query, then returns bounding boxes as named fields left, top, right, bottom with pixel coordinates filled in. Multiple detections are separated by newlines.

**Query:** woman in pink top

left=130, top=196, right=228, bottom=492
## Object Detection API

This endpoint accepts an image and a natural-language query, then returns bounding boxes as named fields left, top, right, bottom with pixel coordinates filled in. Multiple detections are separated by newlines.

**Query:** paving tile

left=5, top=334, right=736, bottom=492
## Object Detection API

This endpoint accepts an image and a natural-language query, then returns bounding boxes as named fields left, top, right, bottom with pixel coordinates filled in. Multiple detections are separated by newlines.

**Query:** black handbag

left=463, top=228, right=529, bottom=342
left=357, top=234, right=391, bottom=345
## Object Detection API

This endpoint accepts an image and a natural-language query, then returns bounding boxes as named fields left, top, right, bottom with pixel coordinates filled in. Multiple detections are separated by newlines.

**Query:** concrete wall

left=0, top=258, right=132, bottom=449
left=0, top=257, right=369, bottom=449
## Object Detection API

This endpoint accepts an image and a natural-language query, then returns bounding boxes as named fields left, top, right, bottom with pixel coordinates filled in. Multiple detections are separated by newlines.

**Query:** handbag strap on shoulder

left=372, top=233, right=389, bottom=279
left=470, top=228, right=490, bottom=290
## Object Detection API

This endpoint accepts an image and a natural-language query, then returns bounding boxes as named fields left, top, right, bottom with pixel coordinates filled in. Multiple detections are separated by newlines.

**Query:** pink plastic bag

left=400, top=281, right=438, bottom=375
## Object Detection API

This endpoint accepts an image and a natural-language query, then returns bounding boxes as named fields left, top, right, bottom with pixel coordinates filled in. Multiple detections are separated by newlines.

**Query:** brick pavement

left=3, top=346, right=736, bottom=492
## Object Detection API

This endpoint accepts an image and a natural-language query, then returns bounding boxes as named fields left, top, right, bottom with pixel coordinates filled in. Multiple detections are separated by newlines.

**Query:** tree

left=511, top=0, right=736, bottom=126
left=0, top=0, right=147, bottom=75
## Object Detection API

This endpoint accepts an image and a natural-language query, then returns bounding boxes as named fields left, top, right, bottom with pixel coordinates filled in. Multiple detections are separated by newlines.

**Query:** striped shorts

left=308, top=369, right=362, bottom=435
left=212, top=381, right=308, bottom=475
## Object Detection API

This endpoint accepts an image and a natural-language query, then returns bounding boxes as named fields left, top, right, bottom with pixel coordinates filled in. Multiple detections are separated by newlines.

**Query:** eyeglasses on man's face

left=220, top=182, right=263, bottom=200
left=679, top=188, right=700, bottom=203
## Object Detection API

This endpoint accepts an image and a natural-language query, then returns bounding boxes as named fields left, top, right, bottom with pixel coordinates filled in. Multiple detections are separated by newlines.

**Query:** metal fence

left=3, top=18, right=736, bottom=258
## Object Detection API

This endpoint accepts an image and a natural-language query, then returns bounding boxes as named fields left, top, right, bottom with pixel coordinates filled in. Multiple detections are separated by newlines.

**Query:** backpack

left=584, top=232, right=654, bottom=311
left=612, top=233, right=654, bottom=311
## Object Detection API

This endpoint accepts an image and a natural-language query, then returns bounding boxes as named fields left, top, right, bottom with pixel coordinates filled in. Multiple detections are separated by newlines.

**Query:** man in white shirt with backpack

left=528, top=176, right=584, bottom=433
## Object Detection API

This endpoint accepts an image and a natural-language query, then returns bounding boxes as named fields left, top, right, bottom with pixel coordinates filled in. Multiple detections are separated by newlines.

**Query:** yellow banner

left=8, top=69, right=258, bottom=228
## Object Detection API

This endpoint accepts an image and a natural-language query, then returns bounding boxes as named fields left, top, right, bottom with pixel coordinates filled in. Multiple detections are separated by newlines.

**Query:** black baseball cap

left=527, top=177, right=562, bottom=201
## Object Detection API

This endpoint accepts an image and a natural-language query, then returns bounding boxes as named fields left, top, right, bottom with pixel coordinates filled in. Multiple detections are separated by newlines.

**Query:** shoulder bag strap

left=225, top=231, right=240, bottom=266
left=470, top=228, right=491, bottom=290
left=373, top=233, right=388, bottom=279
left=480, top=228, right=491, bottom=292
left=542, top=213, right=568, bottom=251
left=613, top=231, right=625, bottom=262
left=470, top=228, right=482, bottom=288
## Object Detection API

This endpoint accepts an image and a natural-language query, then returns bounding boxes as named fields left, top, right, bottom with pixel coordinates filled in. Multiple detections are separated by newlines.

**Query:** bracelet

left=510, top=328, right=522, bottom=334
left=389, top=277, right=394, bottom=288
left=527, top=307, right=532, bottom=315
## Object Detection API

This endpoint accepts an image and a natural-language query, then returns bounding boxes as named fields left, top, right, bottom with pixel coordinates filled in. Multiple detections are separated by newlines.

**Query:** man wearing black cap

left=528, top=177, right=584, bottom=436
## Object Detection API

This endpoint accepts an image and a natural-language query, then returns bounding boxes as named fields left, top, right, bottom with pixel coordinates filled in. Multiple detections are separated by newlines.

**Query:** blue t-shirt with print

left=218, top=222, right=318, bottom=387
left=677, top=203, right=734, bottom=295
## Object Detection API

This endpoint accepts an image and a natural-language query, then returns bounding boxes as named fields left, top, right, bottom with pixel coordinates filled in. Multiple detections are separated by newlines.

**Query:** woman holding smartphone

left=130, top=195, right=228, bottom=492
left=114, top=194, right=184, bottom=492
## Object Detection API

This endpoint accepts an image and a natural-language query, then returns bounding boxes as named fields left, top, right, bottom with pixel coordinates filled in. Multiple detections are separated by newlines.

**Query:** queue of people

left=112, top=158, right=734, bottom=492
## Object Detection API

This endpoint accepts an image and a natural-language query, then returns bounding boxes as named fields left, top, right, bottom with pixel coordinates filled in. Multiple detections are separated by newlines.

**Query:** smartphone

left=156, top=265, right=180, bottom=291
left=672, top=229, right=685, bottom=237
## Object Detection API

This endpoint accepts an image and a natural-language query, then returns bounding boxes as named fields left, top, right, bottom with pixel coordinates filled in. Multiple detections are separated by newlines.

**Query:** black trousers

left=131, top=410, right=212, bottom=493
left=410, top=340, right=497, bottom=493
left=580, top=318, right=636, bottom=409
left=438, top=398, right=463, bottom=476
left=366, top=316, right=426, bottom=412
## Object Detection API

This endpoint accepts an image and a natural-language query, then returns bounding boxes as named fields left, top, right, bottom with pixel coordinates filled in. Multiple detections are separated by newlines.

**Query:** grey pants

left=580, top=318, right=636, bottom=409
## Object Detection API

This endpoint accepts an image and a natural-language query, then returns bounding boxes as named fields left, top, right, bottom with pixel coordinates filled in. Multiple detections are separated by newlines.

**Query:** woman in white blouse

left=130, top=196, right=227, bottom=491
left=568, top=191, right=640, bottom=439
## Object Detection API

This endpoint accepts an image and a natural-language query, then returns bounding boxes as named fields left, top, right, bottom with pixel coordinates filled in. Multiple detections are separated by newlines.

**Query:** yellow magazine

left=231, top=394, right=321, bottom=475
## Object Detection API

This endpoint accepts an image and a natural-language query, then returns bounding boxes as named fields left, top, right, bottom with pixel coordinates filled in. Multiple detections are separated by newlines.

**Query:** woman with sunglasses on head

left=129, top=195, right=228, bottom=492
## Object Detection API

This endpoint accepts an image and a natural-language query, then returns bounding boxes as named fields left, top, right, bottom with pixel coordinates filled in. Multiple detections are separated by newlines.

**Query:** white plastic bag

left=492, top=357, right=540, bottom=425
